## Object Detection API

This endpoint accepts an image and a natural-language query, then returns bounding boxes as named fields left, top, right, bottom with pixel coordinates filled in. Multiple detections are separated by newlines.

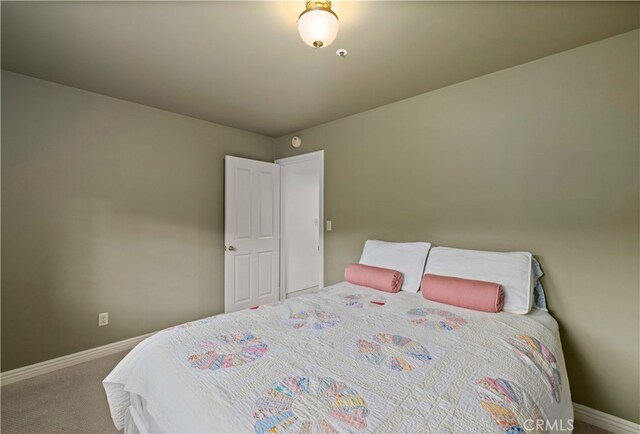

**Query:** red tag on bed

left=250, top=306, right=260, bottom=310
left=370, top=301, right=386, bottom=306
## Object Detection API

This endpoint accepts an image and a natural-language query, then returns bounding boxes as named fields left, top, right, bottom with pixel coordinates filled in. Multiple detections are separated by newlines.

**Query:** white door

left=224, top=156, right=280, bottom=313
left=276, top=151, right=324, bottom=297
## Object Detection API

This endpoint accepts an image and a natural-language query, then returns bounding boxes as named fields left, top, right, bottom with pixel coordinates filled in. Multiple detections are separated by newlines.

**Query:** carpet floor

left=1, top=350, right=611, bottom=434
left=2, top=352, right=124, bottom=434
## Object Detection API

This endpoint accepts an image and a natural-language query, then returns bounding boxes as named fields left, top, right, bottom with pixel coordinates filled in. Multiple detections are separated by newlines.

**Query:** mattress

left=104, top=281, right=573, bottom=433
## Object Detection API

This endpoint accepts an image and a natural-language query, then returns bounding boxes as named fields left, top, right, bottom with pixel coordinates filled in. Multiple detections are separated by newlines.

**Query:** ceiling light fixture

left=297, top=1, right=339, bottom=49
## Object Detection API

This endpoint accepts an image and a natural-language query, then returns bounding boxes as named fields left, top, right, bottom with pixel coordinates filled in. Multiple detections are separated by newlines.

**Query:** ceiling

left=2, top=2, right=639, bottom=137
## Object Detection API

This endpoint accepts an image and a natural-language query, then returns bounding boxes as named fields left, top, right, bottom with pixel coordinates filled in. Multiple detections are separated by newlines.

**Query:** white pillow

left=359, top=240, right=431, bottom=293
left=424, top=247, right=534, bottom=314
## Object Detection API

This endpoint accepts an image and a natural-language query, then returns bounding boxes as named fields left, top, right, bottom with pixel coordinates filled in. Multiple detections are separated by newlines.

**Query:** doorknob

left=227, top=245, right=236, bottom=251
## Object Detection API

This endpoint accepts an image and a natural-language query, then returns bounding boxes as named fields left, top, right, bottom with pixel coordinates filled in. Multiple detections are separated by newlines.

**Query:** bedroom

left=1, top=1, right=638, bottom=433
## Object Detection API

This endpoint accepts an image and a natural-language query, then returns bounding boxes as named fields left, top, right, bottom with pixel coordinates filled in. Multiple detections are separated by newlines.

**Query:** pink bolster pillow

left=345, top=264, right=404, bottom=293
left=421, top=273, right=504, bottom=313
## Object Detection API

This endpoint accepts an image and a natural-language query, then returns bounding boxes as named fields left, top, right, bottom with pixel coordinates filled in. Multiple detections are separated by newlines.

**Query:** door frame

left=275, top=150, right=324, bottom=299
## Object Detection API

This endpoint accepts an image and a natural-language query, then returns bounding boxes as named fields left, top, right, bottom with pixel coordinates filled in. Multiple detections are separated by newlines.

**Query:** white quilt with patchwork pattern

left=103, top=282, right=572, bottom=434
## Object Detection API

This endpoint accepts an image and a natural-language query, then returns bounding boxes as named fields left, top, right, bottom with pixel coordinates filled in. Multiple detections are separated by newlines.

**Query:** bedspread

left=104, top=282, right=572, bottom=433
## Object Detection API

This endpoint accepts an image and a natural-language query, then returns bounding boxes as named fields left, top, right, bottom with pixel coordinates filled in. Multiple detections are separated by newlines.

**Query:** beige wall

left=1, top=71, right=274, bottom=371
left=274, top=30, right=640, bottom=423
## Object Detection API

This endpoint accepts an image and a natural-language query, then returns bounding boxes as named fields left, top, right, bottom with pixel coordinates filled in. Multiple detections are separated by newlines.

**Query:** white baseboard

left=574, top=403, right=640, bottom=433
left=0, top=332, right=155, bottom=386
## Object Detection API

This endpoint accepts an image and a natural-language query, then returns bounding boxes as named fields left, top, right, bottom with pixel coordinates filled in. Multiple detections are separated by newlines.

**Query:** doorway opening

left=276, top=151, right=324, bottom=299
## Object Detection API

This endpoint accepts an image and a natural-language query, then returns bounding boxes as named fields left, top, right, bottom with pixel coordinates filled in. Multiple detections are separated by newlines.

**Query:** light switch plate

left=326, top=220, right=332, bottom=231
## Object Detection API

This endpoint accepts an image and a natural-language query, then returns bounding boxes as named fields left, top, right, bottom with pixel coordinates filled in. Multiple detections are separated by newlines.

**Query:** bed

left=103, top=281, right=572, bottom=433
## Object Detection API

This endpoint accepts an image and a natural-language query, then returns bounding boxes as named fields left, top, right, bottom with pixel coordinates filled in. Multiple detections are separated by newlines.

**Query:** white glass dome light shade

left=297, top=2, right=339, bottom=49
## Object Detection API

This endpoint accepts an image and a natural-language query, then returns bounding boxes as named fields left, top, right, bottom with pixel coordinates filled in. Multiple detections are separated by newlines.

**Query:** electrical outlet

left=98, top=312, right=109, bottom=327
